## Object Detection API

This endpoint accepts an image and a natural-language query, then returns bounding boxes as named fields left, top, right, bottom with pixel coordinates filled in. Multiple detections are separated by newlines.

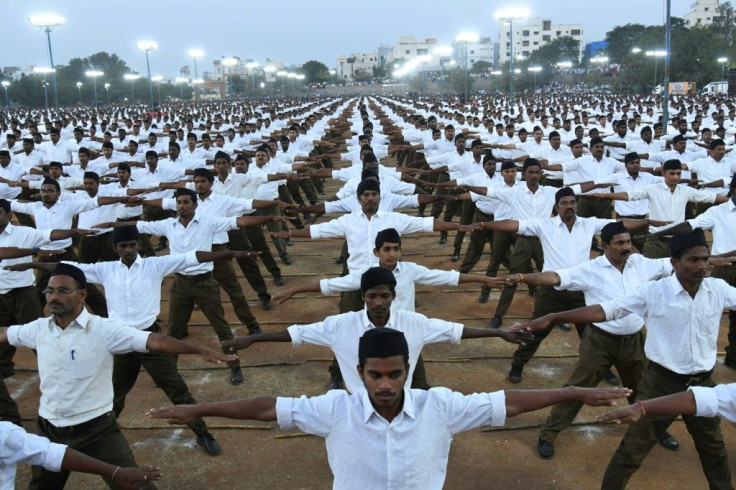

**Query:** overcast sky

left=2, top=0, right=685, bottom=77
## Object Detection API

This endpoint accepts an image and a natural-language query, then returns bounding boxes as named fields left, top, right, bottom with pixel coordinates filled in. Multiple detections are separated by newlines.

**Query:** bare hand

left=147, top=405, right=200, bottom=424
left=270, top=231, right=290, bottom=239
left=36, top=249, right=67, bottom=259
left=482, top=276, right=508, bottom=289
left=231, top=251, right=261, bottom=259
left=198, top=348, right=238, bottom=364
left=272, top=290, right=295, bottom=305
left=76, top=229, right=101, bottom=236
left=91, top=222, right=117, bottom=230
left=510, top=314, right=555, bottom=333
left=710, top=256, right=736, bottom=267
left=221, top=336, right=257, bottom=351
left=647, top=220, right=673, bottom=227
left=457, top=223, right=481, bottom=232
left=498, top=274, right=522, bottom=286
left=4, top=263, right=35, bottom=271
left=595, top=402, right=643, bottom=424
left=114, top=466, right=162, bottom=490
left=577, top=387, right=632, bottom=407
left=498, top=329, right=535, bottom=345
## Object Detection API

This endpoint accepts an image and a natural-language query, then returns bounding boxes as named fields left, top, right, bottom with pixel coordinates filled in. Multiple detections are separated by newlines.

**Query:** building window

left=522, top=30, right=530, bottom=36
left=534, top=31, right=539, bottom=35
left=543, top=20, right=551, bottom=30
left=522, top=41, right=530, bottom=47
left=543, top=35, right=551, bottom=41
left=522, top=51, right=529, bottom=57
left=705, top=6, right=709, bottom=10
left=534, top=42, right=538, bottom=45
left=470, top=50, right=475, bottom=54
left=556, top=31, right=562, bottom=35
left=571, top=29, right=581, bottom=35
left=405, top=50, right=410, bottom=54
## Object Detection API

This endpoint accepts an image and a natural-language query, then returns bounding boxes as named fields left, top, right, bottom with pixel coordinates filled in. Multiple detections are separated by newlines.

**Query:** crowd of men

left=0, top=89, right=736, bottom=488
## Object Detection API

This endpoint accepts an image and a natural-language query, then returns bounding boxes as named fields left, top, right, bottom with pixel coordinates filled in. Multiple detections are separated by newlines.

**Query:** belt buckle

left=686, top=376, right=702, bottom=387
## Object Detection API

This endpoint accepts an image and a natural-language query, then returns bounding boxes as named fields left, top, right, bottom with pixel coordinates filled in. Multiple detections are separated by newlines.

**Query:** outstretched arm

left=596, top=390, right=696, bottom=424
left=145, top=333, right=238, bottom=364
left=461, top=326, right=534, bottom=346
left=147, top=396, right=277, bottom=424
left=511, top=305, right=607, bottom=333
left=505, top=386, right=632, bottom=417
left=60, top=449, right=161, bottom=490
left=221, top=329, right=293, bottom=351
left=272, top=283, right=321, bottom=305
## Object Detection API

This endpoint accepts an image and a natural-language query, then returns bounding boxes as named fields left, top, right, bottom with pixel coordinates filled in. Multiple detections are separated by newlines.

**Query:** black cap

left=500, top=161, right=516, bottom=171
left=670, top=228, right=708, bottom=257
left=49, top=263, right=87, bottom=288
left=555, top=186, right=576, bottom=203
left=112, top=225, right=139, bottom=244
left=662, top=159, right=682, bottom=171
left=624, top=152, right=640, bottom=164
left=600, top=221, right=629, bottom=243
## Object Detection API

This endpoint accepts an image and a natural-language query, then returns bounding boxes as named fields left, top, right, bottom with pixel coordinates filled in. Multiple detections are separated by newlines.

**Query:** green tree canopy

left=301, top=60, right=330, bottom=84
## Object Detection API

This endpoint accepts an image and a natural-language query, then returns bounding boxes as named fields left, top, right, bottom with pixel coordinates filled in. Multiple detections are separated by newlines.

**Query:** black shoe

left=230, top=366, right=244, bottom=385
left=272, top=273, right=285, bottom=286
left=196, top=432, right=221, bottom=456
left=725, top=357, right=736, bottom=369
left=537, top=439, right=555, bottom=460
left=603, top=370, right=619, bottom=386
left=260, top=296, right=273, bottom=310
left=508, top=365, right=523, bottom=383
left=488, top=316, right=502, bottom=329
left=439, top=233, right=447, bottom=245
left=450, top=251, right=460, bottom=261
left=285, top=238, right=294, bottom=246
left=0, top=369, right=15, bottom=379
left=248, top=325, right=263, bottom=335
left=557, top=322, right=571, bottom=331
left=478, top=291, right=490, bottom=304
left=658, top=431, right=679, bottom=451
left=303, top=212, right=312, bottom=221
left=170, top=331, right=189, bottom=340
left=328, top=380, right=344, bottom=390
left=417, top=210, right=425, bottom=218
left=281, top=255, right=292, bottom=265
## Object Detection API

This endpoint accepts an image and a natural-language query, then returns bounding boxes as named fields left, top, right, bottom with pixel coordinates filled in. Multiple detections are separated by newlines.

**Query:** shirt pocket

left=70, top=351, right=97, bottom=379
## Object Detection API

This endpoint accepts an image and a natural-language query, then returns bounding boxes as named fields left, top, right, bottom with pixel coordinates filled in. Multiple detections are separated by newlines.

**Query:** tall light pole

left=2, top=81, right=10, bottom=108
left=433, top=45, right=452, bottom=95
left=495, top=6, right=530, bottom=101
left=136, top=41, right=157, bottom=105
left=455, top=32, right=479, bottom=102
left=104, top=83, right=110, bottom=104
left=263, top=65, right=277, bottom=94
left=246, top=61, right=259, bottom=92
left=33, top=67, right=54, bottom=110
left=151, top=76, right=164, bottom=104
left=75, top=82, right=82, bottom=103
left=124, top=74, right=139, bottom=102
left=175, top=77, right=187, bottom=100
left=528, top=66, right=542, bottom=91
left=29, top=14, right=64, bottom=112
left=85, top=70, right=103, bottom=108
left=188, top=49, right=204, bottom=103
left=277, top=71, right=287, bottom=93
left=222, top=58, right=238, bottom=97
left=645, top=50, right=667, bottom=93
left=718, top=57, right=728, bottom=81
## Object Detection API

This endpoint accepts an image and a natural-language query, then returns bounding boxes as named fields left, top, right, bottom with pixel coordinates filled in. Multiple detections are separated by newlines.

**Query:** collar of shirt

left=360, top=387, right=415, bottom=424
left=47, top=308, right=92, bottom=338
left=360, top=308, right=397, bottom=330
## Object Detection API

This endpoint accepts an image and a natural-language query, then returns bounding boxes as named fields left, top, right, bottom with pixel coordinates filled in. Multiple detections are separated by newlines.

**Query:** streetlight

left=33, top=67, right=54, bottom=110
left=455, top=32, right=480, bottom=102
left=175, top=77, right=187, bottom=100
left=264, top=65, right=277, bottom=93
left=631, top=47, right=642, bottom=54
left=2, top=81, right=9, bottom=108
left=124, top=74, right=139, bottom=102
left=151, top=76, right=164, bottom=104
left=29, top=14, right=64, bottom=111
left=222, top=57, right=238, bottom=97
left=433, top=45, right=453, bottom=94
left=104, top=83, right=110, bottom=104
left=645, top=50, right=666, bottom=93
left=85, top=70, right=103, bottom=108
left=246, top=61, right=259, bottom=92
left=187, top=49, right=204, bottom=103
left=287, top=72, right=297, bottom=94
left=528, top=65, right=542, bottom=90
left=136, top=41, right=158, bottom=105
left=718, top=56, right=728, bottom=80
left=495, top=6, right=531, bottom=100
left=75, top=82, right=82, bottom=103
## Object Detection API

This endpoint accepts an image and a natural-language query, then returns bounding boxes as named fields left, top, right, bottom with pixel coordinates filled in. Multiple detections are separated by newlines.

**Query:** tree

left=301, top=60, right=330, bottom=84
left=713, top=1, right=736, bottom=46
left=447, top=67, right=474, bottom=100
left=604, top=24, right=648, bottom=63
left=528, top=36, right=580, bottom=67
left=471, top=61, right=493, bottom=74
left=352, top=68, right=372, bottom=83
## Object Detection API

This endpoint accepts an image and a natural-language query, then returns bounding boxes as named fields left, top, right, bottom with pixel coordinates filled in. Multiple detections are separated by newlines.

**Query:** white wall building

left=452, top=37, right=495, bottom=70
left=684, top=0, right=727, bottom=27
left=389, top=36, right=438, bottom=64
left=498, top=17, right=584, bottom=63
left=336, top=53, right=379, bottom=81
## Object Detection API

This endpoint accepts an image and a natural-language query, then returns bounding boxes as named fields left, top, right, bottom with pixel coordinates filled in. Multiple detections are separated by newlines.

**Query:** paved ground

left=9, top=175, right=736, bottom=489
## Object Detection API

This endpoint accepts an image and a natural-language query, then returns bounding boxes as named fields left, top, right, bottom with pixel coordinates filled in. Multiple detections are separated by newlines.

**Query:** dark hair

left=358, top=353, right=409, bottom=369
left=175, top=188, right=198, bottom=202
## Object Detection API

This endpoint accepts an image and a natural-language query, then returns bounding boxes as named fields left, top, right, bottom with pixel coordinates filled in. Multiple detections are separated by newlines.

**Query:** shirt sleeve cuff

left=421, top=216, right=434, bottom=232
left=489, top=390, right=507, bottom=426
left=690, top=386, right=719, bottom=418
left=276, top=397, right=295, bottom=429
left=43, top=443, right=67, bottom=472
left=555, top=269, right=572, bottom=291
left=286, top=325, right=303, bottom=347
left=132, top=331, right=152, bottom=353
left=450, top=323, right=464, bottom=344
left=185, top=251, right=200, bottom=267
left=600, top=300, right=617, bottom=321
left=319, top=279, right=332, bottom=295
left=308, top=224, right=321, bottom=239
left=6, top=326, right=20, bottom=347
left=448, top=271, right=460, bottom=286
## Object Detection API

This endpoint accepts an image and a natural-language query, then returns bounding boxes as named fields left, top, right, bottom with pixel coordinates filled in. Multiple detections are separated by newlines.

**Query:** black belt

left=40, top=411, right=113, bottom=432
left=590, top=324, right=640, bottom=341
left=649, top=361, right=713, bottom=387
left=175, top=271, right=213, bottom=282
left=517, top=234, right=539, bottom=241
left=618, top=215, right=646, bottom=220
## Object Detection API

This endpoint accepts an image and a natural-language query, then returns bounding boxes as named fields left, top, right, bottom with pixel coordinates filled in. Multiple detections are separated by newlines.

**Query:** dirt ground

left=9, top=175, right=736, bottom=489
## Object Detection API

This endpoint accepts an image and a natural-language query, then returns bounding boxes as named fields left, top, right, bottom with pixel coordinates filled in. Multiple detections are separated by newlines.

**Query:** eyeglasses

left=42, top=288, right=81, bottom=297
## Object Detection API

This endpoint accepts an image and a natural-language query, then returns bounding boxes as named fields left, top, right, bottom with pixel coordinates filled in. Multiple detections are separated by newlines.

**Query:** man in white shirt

left=148, top=327, right=631, bottom=490
left=0, top=421, right=159, bottom=489
left=514, top=228, right=736, bottom=489
left=0, top=263, right=235, bottom=488
left=500, top=221, right=677, bottom=458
